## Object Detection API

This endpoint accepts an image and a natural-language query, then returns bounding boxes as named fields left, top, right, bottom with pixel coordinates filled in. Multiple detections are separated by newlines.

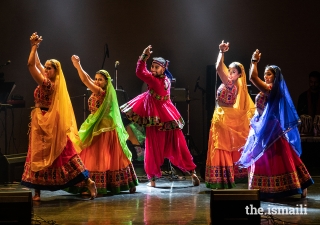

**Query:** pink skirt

left=249, top=136, right=314, bottom=198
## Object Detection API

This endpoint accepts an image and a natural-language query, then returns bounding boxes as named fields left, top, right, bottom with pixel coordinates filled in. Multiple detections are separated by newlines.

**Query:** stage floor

left=5, top=165, right=312, bottom=225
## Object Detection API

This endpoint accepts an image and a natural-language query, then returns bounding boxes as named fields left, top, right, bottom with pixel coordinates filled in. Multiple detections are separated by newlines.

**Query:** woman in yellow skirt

left=205, top=41, right=255, bottom=189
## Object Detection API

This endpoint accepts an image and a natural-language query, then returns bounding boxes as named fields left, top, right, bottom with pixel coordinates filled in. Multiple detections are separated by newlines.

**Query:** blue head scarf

left=237, top=65, right=302, bottom=168
left=152, top=57, right=173, bottom=81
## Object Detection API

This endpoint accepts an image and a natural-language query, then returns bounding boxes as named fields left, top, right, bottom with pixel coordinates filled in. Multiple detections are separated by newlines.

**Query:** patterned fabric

left=205, top=62, right=255, bottom=189
left=149, top=89, right=170, bottom=101
left=248, top=136, right=314, bottom=199
left=120, top=60, right=185, bottom=131
left=68, top=163, right=138, bottom=194
left=255, top=84, right=272, bottom=112
left=120, top=59, right=196, bottom=179
left=88, top=91, right=106, bottom=113
left=216, top=79, right=237, bottom=105
left=238, top=66, right=303, bottom=167
left=33, top=77, right=54, bottom=107
left=205, top=165, right=235, bottom=189
left=123, top=108, right=184, bottom=130
left=21, top=138, right=89, bottom=191
left=29, top=59, right=81, bottom=172
left=66, top=71, right=139, bottom=194
left=237, top=65, right=314, bottom=198
left=77, top=75, right=132, bottom=161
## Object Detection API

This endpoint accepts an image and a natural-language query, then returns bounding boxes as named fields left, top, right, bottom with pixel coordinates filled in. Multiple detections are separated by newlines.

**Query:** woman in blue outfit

left=237, top=49, right=314, bottom=199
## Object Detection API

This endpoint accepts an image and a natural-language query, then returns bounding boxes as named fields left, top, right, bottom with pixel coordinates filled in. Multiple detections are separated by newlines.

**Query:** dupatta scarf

left=77, top=70, right=132, bottom=161
left=30, top=59, right=81, bottom=172
left=237, top=65, right=302, bottom=168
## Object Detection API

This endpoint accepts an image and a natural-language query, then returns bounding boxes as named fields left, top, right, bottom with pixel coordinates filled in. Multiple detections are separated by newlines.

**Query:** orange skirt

left=72, top=130, right=138, bottom=194
left=205, top=107, right=250, bottom=189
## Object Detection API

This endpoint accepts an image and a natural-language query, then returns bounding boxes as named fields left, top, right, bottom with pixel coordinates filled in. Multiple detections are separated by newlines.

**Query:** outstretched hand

left=219, top=40, right=230, bottom=52
left=71, top=55, right=81, bottom=68
left=252, top=49, right=261, bottom=62
left=143, top=45, right=153, bottom=56
left=30, top=32, right=43, bottom=47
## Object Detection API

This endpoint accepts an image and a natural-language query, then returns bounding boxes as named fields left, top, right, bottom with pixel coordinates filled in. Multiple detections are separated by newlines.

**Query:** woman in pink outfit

left=120, top=45, right=200, bottom=187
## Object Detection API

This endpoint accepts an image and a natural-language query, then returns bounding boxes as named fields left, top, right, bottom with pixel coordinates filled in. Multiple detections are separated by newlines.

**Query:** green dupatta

left=77, top=75, right=132, bottom=161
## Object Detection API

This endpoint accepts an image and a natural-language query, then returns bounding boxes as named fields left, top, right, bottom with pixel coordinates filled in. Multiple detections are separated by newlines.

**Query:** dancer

left=205, top=41, right=255, bottom=189
left=237, top=49, right=314, bottom=199
left=120, top=45, right=200, bottom=187
left=67, top=55, right=139, bottom=195
left=21, top=32, right=97, bottom=200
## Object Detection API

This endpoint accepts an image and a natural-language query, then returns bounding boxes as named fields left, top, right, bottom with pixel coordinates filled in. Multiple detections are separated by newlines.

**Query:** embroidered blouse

left=88, top=90, right=106, bottom=114
left=255, top=84, right=272, bottom=114
left=216, top=79, right=237, bottom=105
left=34, top=77, right=55, bottom=108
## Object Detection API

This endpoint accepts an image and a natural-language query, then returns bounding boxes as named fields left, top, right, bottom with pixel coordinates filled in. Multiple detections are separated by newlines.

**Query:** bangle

left=140, top=53, right=149, bottom=61
left=251, top=59, right=258, bottom=63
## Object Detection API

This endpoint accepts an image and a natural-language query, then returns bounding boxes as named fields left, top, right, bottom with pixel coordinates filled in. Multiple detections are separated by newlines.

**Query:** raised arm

left=215, top=40, right=230, bottom=85
left=136, top=45, right=155, bottom=84
left=27, top=32, right=44, bottom=85
left=249, top=49, right=270, bottom=93
left=71, top=55, right=101, bottom=95
left=35, top=51, right=45, bottom=75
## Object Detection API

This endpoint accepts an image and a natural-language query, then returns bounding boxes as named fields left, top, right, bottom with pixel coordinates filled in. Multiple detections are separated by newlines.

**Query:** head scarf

left=233, top=62, right=256, bottom=114
left=237, top=65, right=302, bottom=168
left=76, top=70, right=132, bottom=160
left=152, top=57, right=173, bottom=81
left=30, top=59, right=81, bottom=172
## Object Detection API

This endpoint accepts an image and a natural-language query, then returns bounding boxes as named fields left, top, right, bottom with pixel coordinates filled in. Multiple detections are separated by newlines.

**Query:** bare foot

left=129, top=187, right=136, bottom=193
left=81, top=191, right=89, bottom=195
left=87, top=179, right=97, bottom=200
left=147, top=180, right=156, bottom=187
left=301, top=188, right=307, bottom=198
left=33, top=189, right=40, bottom=201
left=191, top=174, right=200, bottom=186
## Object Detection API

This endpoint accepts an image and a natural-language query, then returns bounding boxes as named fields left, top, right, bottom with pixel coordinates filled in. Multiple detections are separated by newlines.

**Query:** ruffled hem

left=123, top=108, right=184, bottom=130
left=120, top=92, right=185, bottom=130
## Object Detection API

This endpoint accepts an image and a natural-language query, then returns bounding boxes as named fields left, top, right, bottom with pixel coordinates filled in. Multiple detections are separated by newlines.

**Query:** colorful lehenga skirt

left=67, top=130, right=139, bottom=194
left=248, top=136, right=314, bottom=199
left=21, top=138, right=89, bottom=191
left=205, top=107, right=250, bottom=189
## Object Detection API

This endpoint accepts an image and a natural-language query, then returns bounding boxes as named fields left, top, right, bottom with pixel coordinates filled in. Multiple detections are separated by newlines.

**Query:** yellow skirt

left=205, top=107, right=251, bottom=189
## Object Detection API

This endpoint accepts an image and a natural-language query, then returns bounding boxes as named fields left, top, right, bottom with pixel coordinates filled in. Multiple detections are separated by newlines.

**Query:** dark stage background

left=1, top=1, right=319, bottom=162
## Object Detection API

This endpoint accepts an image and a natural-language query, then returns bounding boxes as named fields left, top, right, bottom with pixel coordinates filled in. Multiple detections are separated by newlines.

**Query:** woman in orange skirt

left=21, top=32, right=97, bottom=201
left=205, top=41, right=255, bottom=189
left=66, top=55, right=138, bottom=195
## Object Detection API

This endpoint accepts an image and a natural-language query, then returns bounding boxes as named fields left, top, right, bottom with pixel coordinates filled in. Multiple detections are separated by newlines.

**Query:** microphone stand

left=115, top=65, right=118, bottom=90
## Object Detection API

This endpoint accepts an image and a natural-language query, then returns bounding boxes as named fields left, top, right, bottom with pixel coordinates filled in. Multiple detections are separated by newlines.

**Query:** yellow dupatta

left=30, top=59, right=81, bottom=172
left=210, top=62, right=256, bottom=153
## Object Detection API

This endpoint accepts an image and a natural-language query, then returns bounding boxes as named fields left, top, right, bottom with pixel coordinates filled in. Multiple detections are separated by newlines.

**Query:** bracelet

left=251, top=59, right=258, bottom=63
left=219, top=51, right=225, bottom=53
left=140, top=53, right=149, bottom=61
